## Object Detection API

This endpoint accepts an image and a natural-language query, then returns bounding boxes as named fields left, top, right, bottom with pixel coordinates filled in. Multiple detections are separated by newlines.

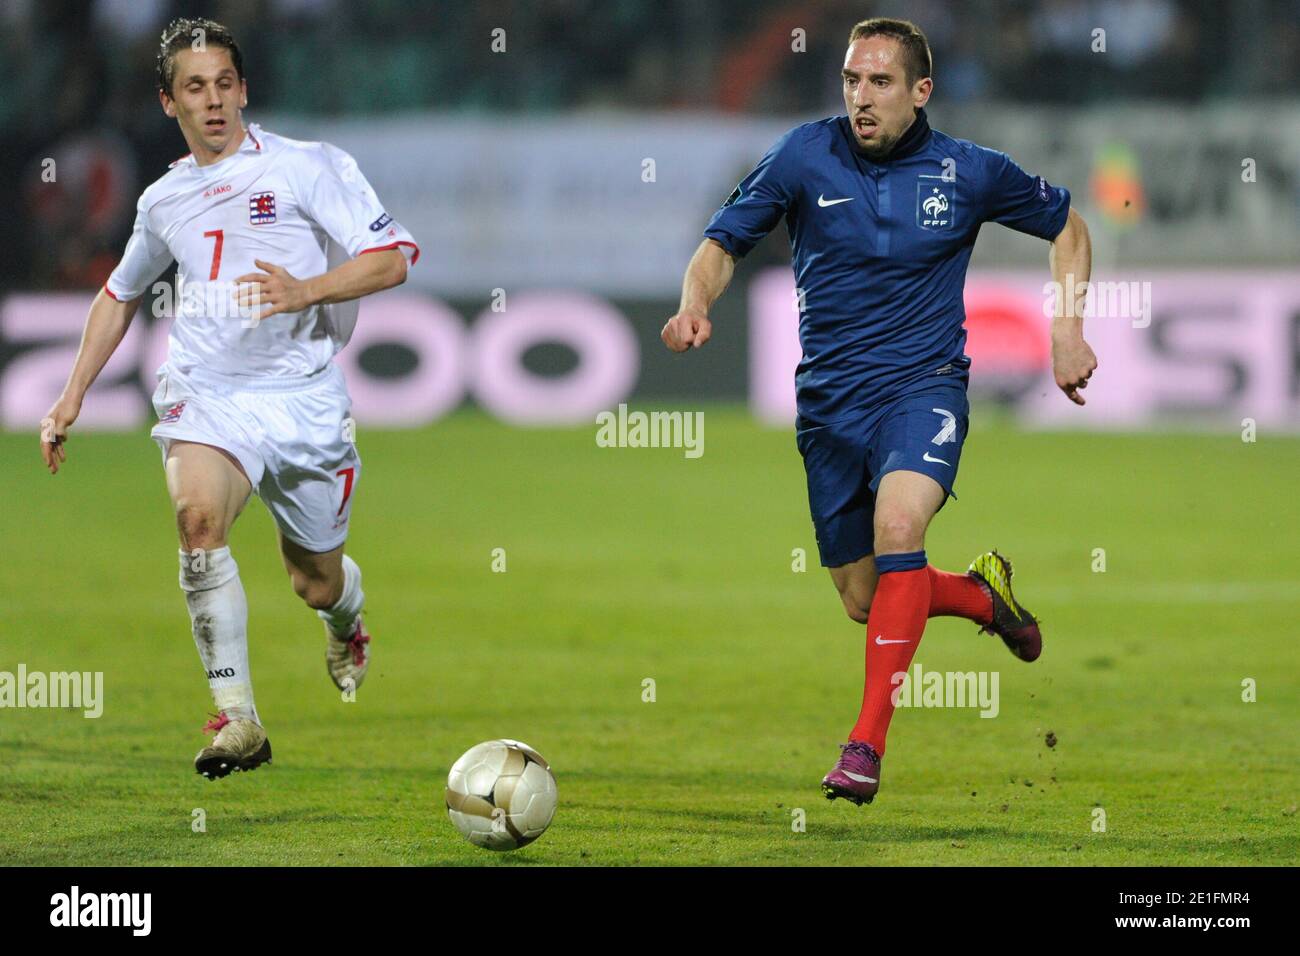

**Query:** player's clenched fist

left=661, top=308, right=712, bottom=352
left=1052, top=334, right=1098, bottom=406
left=39, top=395, right=81, bottom=475
left=235, top=259, right=313, bottom=320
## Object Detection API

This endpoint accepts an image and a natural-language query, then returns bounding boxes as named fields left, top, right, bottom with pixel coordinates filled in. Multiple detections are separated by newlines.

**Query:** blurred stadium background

left=3, top=0, right=1299, bottom=432
left=2, top=1, right=1299, bottom=866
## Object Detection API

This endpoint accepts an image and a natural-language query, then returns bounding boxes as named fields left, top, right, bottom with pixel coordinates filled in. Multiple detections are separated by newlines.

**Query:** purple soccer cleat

left=821, top=740, right=882, bottom=805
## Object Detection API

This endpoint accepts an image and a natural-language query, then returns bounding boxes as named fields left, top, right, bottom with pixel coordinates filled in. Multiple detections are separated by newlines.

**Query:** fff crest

left=916, top=176, right=954, bottom=230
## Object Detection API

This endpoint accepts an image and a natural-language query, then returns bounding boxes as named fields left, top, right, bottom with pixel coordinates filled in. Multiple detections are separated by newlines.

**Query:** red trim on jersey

left=103, top=284, right=124, bottom=302
left=247, top=127, right=261, bottom=151
left=359, top=241, right=420, bottom=266
left=168, top=153, right=192, bottom=168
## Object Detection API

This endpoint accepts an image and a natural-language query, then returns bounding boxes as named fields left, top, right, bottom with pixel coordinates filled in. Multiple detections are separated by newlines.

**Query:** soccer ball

left=445, top=739, right=558, bottom=851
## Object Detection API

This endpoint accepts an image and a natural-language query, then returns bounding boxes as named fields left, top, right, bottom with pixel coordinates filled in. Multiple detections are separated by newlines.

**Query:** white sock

left=318, top=554, right=364, bottom=638
left=178, top=547, right=259, bottom=725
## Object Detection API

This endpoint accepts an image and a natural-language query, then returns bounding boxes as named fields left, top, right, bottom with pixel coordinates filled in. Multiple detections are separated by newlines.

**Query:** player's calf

left=840, top=599, right=870, bottom=625
left=278, top=539, right=370, bottom=692
left=315, top=554, right=370, bottom=691
left=829, top=553, right=878, bottom=624
left=290, top=571, right=344, bottom=610
left=179, top=546, right=261, bottom=725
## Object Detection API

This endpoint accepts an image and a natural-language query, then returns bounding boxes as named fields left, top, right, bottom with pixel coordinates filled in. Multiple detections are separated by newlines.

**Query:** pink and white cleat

left=326, top=616, right=371, bottom=691
left=194, top=711, right=271, bottom=779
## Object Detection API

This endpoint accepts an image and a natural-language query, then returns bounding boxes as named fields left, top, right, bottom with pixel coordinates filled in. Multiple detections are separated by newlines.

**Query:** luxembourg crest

left=159, top=400, right=187, bottom=424
left=249, top=191, right=276, bottom=225
left=916, top=176, right=954, bottom=230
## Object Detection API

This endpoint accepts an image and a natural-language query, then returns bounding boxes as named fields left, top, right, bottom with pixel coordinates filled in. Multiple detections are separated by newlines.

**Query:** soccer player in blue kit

left=662, top=18, right=1097, bottom=805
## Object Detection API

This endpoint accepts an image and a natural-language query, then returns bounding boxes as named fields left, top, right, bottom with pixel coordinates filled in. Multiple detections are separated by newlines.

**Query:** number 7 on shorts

left=335, top=467, right=356, bottom=516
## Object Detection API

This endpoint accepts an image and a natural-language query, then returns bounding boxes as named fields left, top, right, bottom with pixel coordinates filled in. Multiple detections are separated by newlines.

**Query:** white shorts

left=150, top=362, right=361, bottom=553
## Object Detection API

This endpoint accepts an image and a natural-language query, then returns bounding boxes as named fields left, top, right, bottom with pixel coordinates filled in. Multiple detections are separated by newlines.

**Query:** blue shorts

left=795, top=382, right=970, bottom=568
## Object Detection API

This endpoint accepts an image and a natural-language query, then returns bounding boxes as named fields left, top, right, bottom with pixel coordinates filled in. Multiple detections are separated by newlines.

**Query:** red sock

left=927, top=565, right=992, bottom=624
left=849, top=563, right=929, bottom=754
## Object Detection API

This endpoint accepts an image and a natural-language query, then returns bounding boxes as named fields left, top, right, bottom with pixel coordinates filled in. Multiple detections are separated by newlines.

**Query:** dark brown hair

left=157, top=18, right=244, bottom=96
left=847, top=17, right=932, bottom=86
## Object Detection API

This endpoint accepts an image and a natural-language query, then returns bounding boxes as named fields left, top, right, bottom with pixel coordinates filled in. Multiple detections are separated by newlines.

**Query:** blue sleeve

left=703, top=129, right=797, bottom=257
left=979, top=148, right=1071, bottom=240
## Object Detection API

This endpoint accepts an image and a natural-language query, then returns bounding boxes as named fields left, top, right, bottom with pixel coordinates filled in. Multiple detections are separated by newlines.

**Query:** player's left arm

left=235, top=249, right=406, bottom=320
left=1048, top=207, right=1098, bottom=406
left=980, top=148, right=1099, bottom=407
left=238, top=143, right=417, bottom=320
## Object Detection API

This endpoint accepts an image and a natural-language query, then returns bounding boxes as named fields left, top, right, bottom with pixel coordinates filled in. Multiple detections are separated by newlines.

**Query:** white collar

left=169, top=122, right=265, bottom=170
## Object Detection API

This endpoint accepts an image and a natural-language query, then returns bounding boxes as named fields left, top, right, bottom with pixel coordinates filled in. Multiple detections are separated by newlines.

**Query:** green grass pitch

left=2, top=408, right=1297, bottom=865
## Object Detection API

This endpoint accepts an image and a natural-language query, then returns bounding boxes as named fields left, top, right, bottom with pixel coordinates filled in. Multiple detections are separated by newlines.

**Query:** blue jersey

left=704, top=108, right=1070, bottom=424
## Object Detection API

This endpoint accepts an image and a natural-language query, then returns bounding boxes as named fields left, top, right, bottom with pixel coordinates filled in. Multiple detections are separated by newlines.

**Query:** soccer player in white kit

left=38, top=19, right=419, bottom=779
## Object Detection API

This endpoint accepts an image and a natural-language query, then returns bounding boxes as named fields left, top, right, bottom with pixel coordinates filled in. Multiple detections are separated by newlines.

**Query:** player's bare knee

left=873, top=509, right=925, bottom=554
left=175, top=502, right=224, bottom=550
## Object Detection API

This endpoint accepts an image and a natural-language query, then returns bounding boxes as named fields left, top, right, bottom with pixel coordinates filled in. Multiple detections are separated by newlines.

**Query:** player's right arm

left=662, top=127, right=798, bottom=354
left=42, top=189, right=172, bottom=475
left=661, top=239, right=735, bottom=352
left=40, top=290, right=143, bottom=474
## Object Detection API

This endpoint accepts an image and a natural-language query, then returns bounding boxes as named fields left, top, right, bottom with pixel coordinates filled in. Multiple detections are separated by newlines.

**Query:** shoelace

left=838, top=741, right=880, bottom=773
left=202, top=711, right=230, bottom=735
left=347, top=626, right=370, bottom=667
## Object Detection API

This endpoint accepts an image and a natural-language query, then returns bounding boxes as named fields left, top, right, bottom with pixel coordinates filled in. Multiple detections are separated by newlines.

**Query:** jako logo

left=205, top=667, right=235, bottom=679
left=50, top=886, right=151, bottom=936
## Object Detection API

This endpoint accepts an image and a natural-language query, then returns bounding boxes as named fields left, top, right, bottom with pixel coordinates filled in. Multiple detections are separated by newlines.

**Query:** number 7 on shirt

left=203, top=229, right=224, bottom=280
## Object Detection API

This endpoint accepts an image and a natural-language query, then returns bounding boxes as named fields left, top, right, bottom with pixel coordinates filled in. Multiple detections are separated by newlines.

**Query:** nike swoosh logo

left=817, top=194, right=854, bottom=207
left=843, top=771, right=879, bottom=783
left=874, top=635, right=910, bottom=645
left=922, top=452, right=950, bottom=465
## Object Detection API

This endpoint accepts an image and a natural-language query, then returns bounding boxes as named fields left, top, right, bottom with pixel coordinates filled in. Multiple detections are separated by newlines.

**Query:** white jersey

left=106, top=123, right=419, bottom=379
